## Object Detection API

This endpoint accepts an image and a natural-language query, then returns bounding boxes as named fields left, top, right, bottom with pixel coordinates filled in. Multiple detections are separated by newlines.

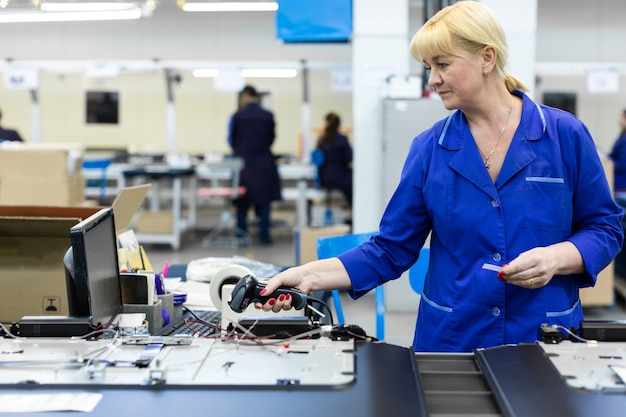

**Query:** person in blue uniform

left=609, top=109, right=626, bottom=198
left=315, top=112, right=353, bottom=220
left=255, top=1, right=624, bottom=353
left=0, top=108, right=24, bottom=142
left=229, top=85, right=281, bottom=245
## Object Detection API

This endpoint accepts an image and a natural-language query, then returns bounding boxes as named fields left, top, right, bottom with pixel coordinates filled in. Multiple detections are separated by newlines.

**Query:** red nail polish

left=269, top=298, right=276, bottom=306
left=259, top=289, right=267, bottom=296
left=497, top=264, right=508, bottom=280
left=286, top=293, right=291, bottom=301
left=278, top=294, right=285, bottom=301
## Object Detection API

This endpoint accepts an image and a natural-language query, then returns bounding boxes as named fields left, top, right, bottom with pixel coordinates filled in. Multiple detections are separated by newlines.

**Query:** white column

left=167, top=103, right=176, bottom=153
left=351, top=1, right=537, bottom=235
left=31, top=95, right=41, bottom=143
left=300, top=60, right=312, bottom=163
left=165, top=69, right=178, bottom=153
left=352, top=0, right=409, bottom=233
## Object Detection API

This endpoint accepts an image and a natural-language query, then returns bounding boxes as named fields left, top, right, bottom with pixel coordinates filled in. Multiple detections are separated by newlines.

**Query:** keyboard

left=157, top=309, right=221, bottom=337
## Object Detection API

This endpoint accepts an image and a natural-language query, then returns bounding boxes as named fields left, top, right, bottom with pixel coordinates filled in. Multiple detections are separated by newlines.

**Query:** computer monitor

left=85, top=91, right=119, bottom=124
left=63, top=207, right=123, bottom=326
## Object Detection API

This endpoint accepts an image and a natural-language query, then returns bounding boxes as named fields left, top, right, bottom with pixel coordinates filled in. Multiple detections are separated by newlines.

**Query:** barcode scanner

left=227, top=275, right=308, bottom=313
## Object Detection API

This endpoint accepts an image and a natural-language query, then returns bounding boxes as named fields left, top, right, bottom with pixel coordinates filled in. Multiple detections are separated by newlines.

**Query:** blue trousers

left=236, top=201, right=271, bottom=243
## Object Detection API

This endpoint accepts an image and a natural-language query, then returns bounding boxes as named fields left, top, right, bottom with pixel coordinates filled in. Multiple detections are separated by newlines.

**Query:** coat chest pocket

left=524, top=176, right=566, bottom=230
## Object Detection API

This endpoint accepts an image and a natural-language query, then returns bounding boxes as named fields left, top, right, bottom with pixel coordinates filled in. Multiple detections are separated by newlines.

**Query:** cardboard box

left=0, top=217, right=80, bottom=321
left=294, top=224, right=351, bottom=265
left=0, top=184, right=150, bottom=324
left=580, top=263, right=614, bottom=307
left=0, top=143, right=86, bottom=207
left=580, top=158, right=615, bottom=307
left=137, top=210, right=173, bottom=234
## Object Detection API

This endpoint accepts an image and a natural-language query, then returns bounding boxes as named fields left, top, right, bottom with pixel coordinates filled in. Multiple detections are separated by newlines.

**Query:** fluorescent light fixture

left=194, top=68, right=295, bottom=79
left=0, top=8, right=142, bottom=22
left=193, top=69, right=219, bottom=77
left=180, top=1, right=278, bottom=12
left=241, top=69, right=297, bottom=78
left=40, top=2, right=139, bottom=12
left=0, top=1, right=148, bottom=22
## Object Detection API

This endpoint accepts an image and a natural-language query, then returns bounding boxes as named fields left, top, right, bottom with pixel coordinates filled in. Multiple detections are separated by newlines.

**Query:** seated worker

left=0, top=107, right=24, bottom=142
left=315, top=112, right=353, bottom=222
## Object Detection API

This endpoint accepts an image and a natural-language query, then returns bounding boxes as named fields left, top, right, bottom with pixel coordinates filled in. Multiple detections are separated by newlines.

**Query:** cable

left=182, top=319, right=223, bottom=338
left=307, top=295, right=335, bottom=325
left=0, top=323, right=19, bottom=339
left=182, top=305, right=200, bottom=320
left=555, top=324, right=598, bottom=344
left=325, top=324, right=376, bottom=342
left=71, top=328, right=118, bottom=341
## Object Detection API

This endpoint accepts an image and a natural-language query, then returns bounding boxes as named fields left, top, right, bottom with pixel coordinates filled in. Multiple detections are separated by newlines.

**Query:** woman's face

left=423, top=48, right=483, bottom=111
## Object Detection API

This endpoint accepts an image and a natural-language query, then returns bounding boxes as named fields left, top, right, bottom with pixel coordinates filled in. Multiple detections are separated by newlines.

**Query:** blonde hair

left=410, top=1, right=527, bottom=92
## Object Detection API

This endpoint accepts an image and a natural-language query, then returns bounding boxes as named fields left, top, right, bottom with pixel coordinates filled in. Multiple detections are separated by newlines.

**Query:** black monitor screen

left=86, top=91, right=119, bottom=124
left=65, top=208, right=122, bottom=325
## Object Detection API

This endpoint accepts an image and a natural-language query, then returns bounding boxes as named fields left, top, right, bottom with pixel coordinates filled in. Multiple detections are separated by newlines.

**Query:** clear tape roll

left=208, top=264, right=254, bottom=312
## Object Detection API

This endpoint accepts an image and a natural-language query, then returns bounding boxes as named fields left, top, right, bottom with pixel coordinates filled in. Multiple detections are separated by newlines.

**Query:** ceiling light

left=0, top=0, right=148, bottom=22
left=179, top=1, right=278, bottom=12
left=0, top=9, right=142, bottom=22
left=241, top=69, right=297, bottom=78
left=40, top=1, right=138, bottom=12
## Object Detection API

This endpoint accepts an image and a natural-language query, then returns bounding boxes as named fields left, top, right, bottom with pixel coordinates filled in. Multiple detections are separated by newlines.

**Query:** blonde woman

left=258, top=1, right=623, bottom=353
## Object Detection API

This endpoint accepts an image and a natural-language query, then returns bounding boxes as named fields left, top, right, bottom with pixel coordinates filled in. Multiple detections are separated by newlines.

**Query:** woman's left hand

left=497, top=246, right=558, bottom=289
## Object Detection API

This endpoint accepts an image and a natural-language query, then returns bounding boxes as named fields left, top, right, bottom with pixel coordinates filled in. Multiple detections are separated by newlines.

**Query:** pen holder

left=158, top=292, right=175, bottom=327
left=172, top=291, right=187, bottom=323
left=123, top=299, right=164, bottom=335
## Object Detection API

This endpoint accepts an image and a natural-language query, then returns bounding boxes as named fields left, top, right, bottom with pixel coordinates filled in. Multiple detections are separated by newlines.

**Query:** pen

left=162, top=261, right=169, bottom=280
left=155, top=261, right=168, bottom=295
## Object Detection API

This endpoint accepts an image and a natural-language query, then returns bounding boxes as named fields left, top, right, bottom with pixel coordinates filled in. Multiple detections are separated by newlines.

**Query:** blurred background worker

left=609, top=108, right=626, bottom=200
left=315, top=112, right=353, bottom=224
left=229, top=85, right=281, bottom=245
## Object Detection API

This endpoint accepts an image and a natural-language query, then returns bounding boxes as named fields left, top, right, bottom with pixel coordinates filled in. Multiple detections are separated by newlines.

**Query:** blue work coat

left=230, top=102, right=282, bottom=205
left=318, top=133, right=353, bottom=203
left=340, top=91, right=624, bottom=352
left=609, top=132, right=626, bottom=190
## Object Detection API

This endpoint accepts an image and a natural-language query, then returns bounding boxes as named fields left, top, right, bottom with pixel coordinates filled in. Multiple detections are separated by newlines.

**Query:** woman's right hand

left=256, top=265, right=313, bottom=312
left=255, top=258, right=351, bottom=313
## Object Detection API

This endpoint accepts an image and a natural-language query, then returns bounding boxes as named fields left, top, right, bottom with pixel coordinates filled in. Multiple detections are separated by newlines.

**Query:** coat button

left=491, top=307, right=501, bottom=316
left=492, top=253, right=502, bottom=262
left=491, top=200, right=499, bottom=207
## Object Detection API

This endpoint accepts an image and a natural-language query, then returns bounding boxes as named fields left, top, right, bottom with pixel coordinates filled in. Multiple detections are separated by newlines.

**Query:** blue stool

left=316, top=231, right=379, bottom=335
left=82, top=158, right=111, bottom=203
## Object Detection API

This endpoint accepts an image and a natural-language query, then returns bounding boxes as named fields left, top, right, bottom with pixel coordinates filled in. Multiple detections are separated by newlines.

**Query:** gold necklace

left=483, top=104, right=513, bottom=170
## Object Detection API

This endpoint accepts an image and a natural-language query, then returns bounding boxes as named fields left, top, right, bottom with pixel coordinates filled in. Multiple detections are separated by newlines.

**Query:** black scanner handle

left=228, top=275, right=308, bottom=313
